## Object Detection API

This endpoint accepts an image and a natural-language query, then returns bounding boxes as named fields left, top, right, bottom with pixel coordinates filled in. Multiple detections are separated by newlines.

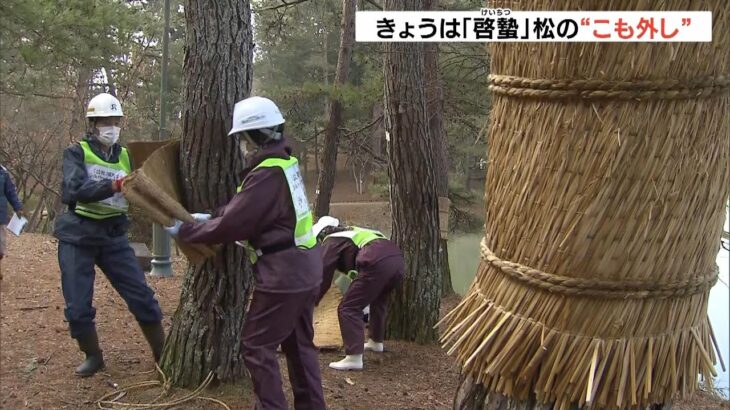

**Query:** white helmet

left=87, top=93, right=124, bottom=118
left=228, top=96, right=285, bottom=136
left=312, top=216, right=340, bottom=238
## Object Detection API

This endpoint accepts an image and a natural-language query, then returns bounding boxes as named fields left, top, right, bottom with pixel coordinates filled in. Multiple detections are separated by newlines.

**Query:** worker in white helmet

left=165, top=96, right=326, bottom=409
left=54, top=93, right=164, bottom=377
left=312, top=216, right=404, bottom=371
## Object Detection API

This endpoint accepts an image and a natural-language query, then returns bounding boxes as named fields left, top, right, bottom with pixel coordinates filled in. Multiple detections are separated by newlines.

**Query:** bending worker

left=55, top=93, right=164, bottom=377
left=164, top=96, right=326, bottom=410
left=312, top=216, right=405, bottom=371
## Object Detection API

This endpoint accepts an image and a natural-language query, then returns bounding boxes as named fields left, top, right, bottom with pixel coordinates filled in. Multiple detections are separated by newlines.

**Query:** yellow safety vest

left=74, top=141, right=131, bottom=220
left=327, top=226, right=386, bottom=248
left=237, top=156, right=315, bottom=263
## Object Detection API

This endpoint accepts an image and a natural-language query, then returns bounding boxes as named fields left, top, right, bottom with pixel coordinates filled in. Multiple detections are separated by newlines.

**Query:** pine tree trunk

left=383, top=0, right=442, bottom=343
left=423, top=0, right=453, bottom=296
left=313, top=0, right=356, bottom=217
left=454, top=376, right=551, bottom=410
left=160, top=0, right=254, bottom=388
left=372, top=103, right=385, bottom=158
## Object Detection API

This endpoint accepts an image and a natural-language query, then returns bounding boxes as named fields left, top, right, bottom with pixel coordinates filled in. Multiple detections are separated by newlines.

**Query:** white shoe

left=329, top=354, right=363, bottom=371
left=364, top=339, right=384, bottom=353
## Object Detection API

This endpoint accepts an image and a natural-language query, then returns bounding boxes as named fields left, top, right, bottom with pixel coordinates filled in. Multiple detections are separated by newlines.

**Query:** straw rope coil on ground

left=96, top=366, right=230, bottom=409
left=440, top=1, right=730, bottom=409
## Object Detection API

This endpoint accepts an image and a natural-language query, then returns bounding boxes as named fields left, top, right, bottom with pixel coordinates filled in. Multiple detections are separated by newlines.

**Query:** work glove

left=191, top=213, right=212, bottom=223
left=164, top=219, right=183, bottom=237
left=112, top=177, right=125, bottom=193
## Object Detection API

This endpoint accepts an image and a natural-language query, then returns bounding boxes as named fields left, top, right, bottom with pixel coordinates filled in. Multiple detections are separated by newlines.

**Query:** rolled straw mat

left=123, top=140, right=218, bottom=265
left=314, top=285, right=345, bottom=350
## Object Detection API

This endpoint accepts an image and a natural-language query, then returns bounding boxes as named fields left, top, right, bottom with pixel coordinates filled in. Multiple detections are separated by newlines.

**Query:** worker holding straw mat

left=312, top=216, right=405, bottom=371
left=54, top=93, right=164, bottom=378
left=164, top=96, right=326, bottom=410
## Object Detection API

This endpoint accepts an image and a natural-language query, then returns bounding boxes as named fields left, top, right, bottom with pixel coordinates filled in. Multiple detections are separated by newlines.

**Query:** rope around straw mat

left=480, top=237, right=718, bottom=299
left=96, top=365, right=231, bottom=409
left=488, top=74, right=730, bottom=100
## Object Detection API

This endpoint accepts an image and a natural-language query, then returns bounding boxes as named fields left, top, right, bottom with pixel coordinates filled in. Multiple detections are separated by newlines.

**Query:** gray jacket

left=53, top=136, right=130, bottom=246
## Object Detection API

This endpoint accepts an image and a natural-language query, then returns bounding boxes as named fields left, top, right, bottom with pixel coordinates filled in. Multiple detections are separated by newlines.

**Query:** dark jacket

left=0, top=165, right=23, bottom=224
left=53, top=135, right=130, bottom=246
left=178, top=138, right=322, bottom=293
left=318, top=235, right=402, bottom=301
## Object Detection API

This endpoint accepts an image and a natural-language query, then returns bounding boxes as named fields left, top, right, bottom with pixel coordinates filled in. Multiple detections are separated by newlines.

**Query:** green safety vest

left=327, top=226, right=386, bottom=248
left=236, top=156, right=316, bottom=263
left=74, top=141, right=131, bottom=220
left=327, top=227, right=386, bottom=285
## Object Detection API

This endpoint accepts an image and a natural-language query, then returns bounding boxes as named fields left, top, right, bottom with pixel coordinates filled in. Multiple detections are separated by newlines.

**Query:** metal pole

left=150, top=0, right=173, bottom=278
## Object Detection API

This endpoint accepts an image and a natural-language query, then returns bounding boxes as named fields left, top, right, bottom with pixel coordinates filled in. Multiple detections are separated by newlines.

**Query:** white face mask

left=97, top=126, right=121, bottom=146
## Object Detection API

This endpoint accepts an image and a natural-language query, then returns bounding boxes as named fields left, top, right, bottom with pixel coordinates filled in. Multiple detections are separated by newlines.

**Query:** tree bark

left=313, top=0, right=357, bottom=217
left=423, top=0, right=453, bottom=296
left=454, top=376, right=552, bottom=410
left=383, top=0, right=442, bottom=343
left=314, top=129, right=320, bottom=176
left=161, top=0, right=254, bottom=388
left=372, top=103, right=385, bottom=158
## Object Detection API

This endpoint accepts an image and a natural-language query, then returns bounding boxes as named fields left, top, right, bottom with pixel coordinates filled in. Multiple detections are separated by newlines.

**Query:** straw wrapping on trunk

left=442, top=1, right=729, bottom=408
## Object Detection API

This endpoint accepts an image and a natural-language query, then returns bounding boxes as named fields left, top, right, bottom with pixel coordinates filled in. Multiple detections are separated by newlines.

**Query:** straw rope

left=96, top=366, right=230, bottom=409
left=448, top=283, right=716, bottom=348
left=480, top=238, right=719, bottom=299
left=488, top=74, right=730, bottom=100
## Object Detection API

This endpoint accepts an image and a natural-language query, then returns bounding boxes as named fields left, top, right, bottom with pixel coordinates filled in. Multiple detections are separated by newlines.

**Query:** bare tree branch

left=0, top=153, right=61, bottom=198
left=295, top=128, right=326, bottom=143
left=339, top=114, right=383, bottom=139
left=255, top=0, right=311, bottom=12
left=350, top=139, right=386, bottom=165
left=0, top=89, right=74, bottom=100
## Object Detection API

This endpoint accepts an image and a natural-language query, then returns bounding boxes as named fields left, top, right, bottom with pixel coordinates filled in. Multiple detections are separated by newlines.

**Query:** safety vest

left=236, top=156, right=315, bottom=263
left=327, top=227, right=386, bottom=283
left=74, top=141, right=131, bottom=220
left=327, top=227, right=386, bottom=248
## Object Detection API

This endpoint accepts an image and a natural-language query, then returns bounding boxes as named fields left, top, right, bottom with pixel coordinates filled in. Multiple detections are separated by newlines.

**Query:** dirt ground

left=1, top=233, right=460, bottom=410
left=1, top=233, right=727, bottom=409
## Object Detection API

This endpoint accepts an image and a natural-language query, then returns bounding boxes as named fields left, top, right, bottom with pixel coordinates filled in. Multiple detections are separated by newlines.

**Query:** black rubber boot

left=74, top=330, right=105, bottom=377
left=139, top=322, right=165, bottom=363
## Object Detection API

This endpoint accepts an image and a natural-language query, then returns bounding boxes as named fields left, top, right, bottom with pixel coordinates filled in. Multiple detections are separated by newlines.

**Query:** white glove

left=164, top=219, right=184, bottom=236
left=191, top=213, right=212, bottom=223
